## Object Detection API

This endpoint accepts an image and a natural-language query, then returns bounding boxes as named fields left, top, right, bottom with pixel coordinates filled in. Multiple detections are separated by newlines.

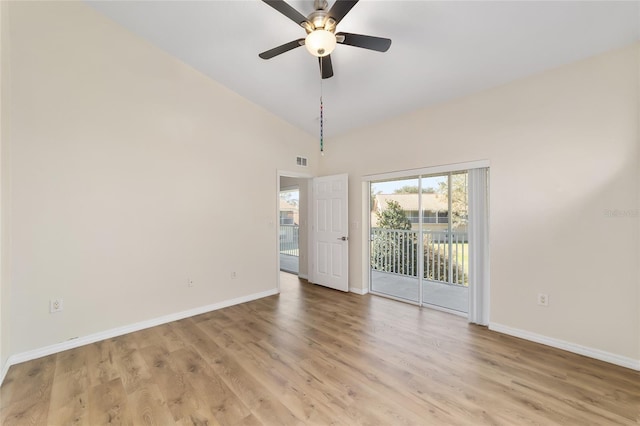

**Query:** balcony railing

left=371, top=228, right=468, bottom=286
left=280, top=224, right=299, bottom=256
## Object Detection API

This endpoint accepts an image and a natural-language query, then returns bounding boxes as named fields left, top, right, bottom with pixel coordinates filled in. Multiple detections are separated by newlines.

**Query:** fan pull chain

left=320, top=96, right=324, bottom=155
left=320, top=58, right=324, bottom=155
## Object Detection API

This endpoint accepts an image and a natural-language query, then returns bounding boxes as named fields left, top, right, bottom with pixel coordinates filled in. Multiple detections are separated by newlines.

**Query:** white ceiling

left=87, top=1, right=640, bottom=138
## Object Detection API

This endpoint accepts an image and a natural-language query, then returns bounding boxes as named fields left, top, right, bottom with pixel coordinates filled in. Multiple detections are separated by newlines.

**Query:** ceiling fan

left=258, top=0, right=392, bottom=79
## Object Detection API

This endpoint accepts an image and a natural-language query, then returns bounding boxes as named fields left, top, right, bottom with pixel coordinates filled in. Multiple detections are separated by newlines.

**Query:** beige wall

left=4, top=1, right=317, bottom=356
left=0, top=0, right=10, bottom=372
left=319, top=45, right=640, bottom=361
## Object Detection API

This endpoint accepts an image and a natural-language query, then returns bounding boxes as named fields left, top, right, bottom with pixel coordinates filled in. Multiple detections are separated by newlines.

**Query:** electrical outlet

left=187, top=278, right=194, bottom=287
left=231, top=271, right=237, bottom=279
left=50, top=298, right=64, bottom=313
left=537, top=293, right=549, bottom=307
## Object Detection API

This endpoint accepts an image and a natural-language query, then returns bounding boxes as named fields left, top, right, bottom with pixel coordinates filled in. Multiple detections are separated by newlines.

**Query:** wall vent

left=296, top=156, right=308, bottom=167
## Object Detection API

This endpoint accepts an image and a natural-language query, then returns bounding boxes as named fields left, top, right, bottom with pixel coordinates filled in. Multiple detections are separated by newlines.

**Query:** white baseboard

left=350, top=286, right=369, bottom=295
left=298, top=273, right=308, bottom=280
left=0, top=288, right=279, bottom=385
left=0, top=358, right=10, bottom=387
left=489, top=322, right=640, bottom=371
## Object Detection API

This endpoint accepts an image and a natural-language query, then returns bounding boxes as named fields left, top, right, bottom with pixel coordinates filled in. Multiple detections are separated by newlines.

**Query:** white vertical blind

left=468, top=168, right=490, bottom=325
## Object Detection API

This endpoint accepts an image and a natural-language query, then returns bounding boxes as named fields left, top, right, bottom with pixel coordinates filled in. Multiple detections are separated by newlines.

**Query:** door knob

left=338, top=236, right=348, bottom=241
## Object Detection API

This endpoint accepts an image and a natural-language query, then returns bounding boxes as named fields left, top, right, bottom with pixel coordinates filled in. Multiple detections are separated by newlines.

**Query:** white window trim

left=362, top=159, right=490, bottom=182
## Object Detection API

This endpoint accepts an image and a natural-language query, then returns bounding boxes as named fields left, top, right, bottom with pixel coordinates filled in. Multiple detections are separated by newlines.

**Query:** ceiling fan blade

left=336, top=32, right=391, bottom=52
left=327, top=0, right=359, bottom=25
left=259, top=39, right=304, bottom=59
left=263, top=0, right=309, bottom=26
left=319, top=55, right=334, bottom=79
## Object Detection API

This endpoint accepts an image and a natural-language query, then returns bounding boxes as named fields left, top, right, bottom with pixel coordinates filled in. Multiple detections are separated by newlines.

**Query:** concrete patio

left=371, top=270, right=468, bottom=313
left=280, top=253, right=299, bottom=275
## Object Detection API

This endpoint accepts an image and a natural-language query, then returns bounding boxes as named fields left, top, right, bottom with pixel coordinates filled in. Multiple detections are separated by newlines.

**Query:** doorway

left=277, top=172, right=350, bottom=293
left=279, top=185, right=300, bottom=275
left=278, top=174, right=310, bottom=280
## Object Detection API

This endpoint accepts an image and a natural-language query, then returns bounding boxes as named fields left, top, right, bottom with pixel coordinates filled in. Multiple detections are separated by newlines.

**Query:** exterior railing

left=280, top=224, right=299, bottom=256
left=371, top=228, right=468, bottom=286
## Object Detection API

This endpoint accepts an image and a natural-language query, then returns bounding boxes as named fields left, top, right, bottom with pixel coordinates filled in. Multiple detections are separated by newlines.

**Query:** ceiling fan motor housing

left=304, top=10, right=336, bottom=33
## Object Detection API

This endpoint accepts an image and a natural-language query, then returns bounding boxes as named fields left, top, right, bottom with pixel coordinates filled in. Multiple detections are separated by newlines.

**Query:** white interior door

left=311, top=174, right=349, bottom=292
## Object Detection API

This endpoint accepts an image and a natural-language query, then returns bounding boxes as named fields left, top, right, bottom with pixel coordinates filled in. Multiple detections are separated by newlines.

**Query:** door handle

left=338, top=236, right=348, bottom=241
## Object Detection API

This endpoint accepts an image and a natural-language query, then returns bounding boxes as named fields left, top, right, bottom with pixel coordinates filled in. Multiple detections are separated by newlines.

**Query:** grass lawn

left=427, top=243, right=469, bottom=273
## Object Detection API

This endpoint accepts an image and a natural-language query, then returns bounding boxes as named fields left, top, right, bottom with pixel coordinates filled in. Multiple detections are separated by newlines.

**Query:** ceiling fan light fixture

left=305, top=29, right=336, bottom=57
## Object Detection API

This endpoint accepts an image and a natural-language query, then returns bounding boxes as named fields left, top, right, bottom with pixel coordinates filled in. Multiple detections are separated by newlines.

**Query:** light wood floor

left=1, top=273, right=639, bottom=425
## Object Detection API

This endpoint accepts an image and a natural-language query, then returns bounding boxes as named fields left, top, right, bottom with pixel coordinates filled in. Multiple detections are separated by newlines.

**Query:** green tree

left=371, top=200, right=416, bottom=275
left=423, top=238, right=467, bottom=285
left=370, top=185, right=468, bottom=286
left=431, top=173, right=468, bottom=285
left=393, top=185, right=435, bottom=194
left=437, top=174, right=468, bottom=230
left=376, top=200, right=411, bottom=230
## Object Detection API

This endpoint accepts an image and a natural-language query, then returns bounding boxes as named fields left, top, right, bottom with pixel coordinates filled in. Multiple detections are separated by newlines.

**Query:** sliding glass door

left=421, top=172, right=468, bottom=313
left=370, top=178, right=420, bottom=302
left=369, top=171, right=470, bottom=313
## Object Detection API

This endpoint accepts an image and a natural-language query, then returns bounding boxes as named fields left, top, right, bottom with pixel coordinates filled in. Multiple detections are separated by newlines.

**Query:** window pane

left=421, top=172, right=469, bottom=313
left=370, top=177, right=420, bottom=302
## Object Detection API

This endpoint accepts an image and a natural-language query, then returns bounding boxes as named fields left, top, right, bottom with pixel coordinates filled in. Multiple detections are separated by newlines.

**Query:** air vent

left=296, top=156, right=308, bottom=167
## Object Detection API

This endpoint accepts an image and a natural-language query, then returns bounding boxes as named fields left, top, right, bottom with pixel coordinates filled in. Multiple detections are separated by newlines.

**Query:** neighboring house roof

left=280, top=199, right=298, bottom=211
left=375, top=193, right=448, bottom=212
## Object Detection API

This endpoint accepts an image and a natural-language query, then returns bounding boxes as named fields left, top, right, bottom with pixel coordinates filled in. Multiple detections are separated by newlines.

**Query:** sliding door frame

left=363, top=160, right=489, bottom=314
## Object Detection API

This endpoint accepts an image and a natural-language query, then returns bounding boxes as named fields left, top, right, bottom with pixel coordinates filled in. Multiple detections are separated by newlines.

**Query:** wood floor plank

left=278, top=299, right=559, bottom=424
left=157, top=322, right=189, bottom=353
left=85, top=340, right=120, bottom=387
left=132, top=327, right=165, bottom=350
left=230, top=413, right=263, bottom=426
left=173, top=319, right=302, bottom=426
left=0, top=377, right=14, bottom=410
left=139, top=344, right=202, bottom=422
left=199, top=319, right=343, bottom=425
left=174, top=409, right=223, bottom=426
left=1, top=272, right=639, bottom=425
left=109, top=334, right=153, bottom=395
left=0, top=356, right=56, bottom=425
left=47, top=347, right=90, bottom=425
left=128, top=383, right=174, bottom=425
left=88, top=378, right=133, bottom=425
left=0, top=359, right=32, bottom=410
left=246, top=340, right=358, bottom=425
left=247, top=298, right=472, bottom=423
left=1, top=398, right=52, bottom=426
left=169, top=345, right=252, bottom=425
left=284, top=278, right=637, bottom=424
